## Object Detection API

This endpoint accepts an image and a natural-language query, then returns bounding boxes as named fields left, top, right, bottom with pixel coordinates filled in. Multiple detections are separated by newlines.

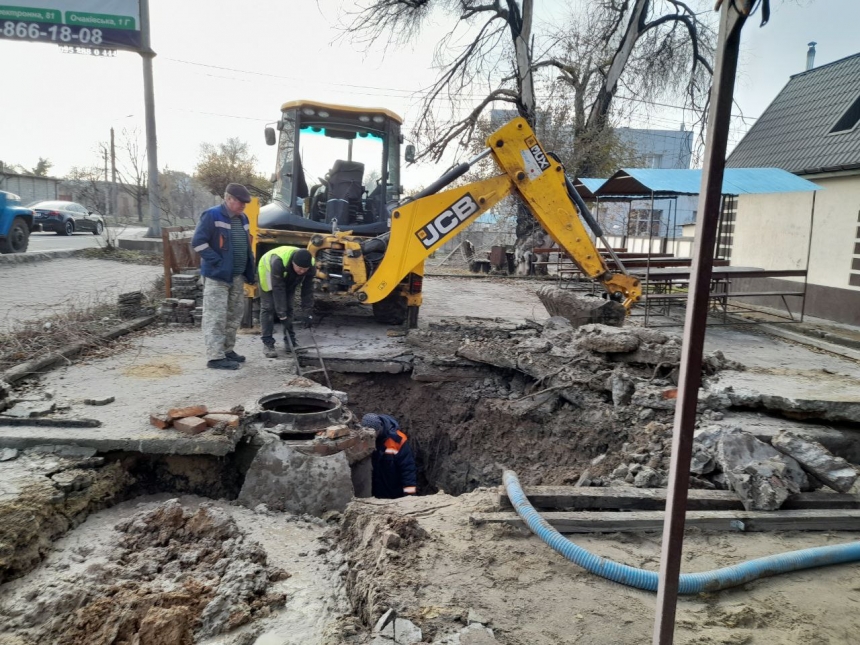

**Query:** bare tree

left=347, top=1, right=713, bottom=164
left=105, top=128, right=149, bottom=224
left=159, top=169, right=217, bottom=226
left=65, top=166, right=108, bottom=215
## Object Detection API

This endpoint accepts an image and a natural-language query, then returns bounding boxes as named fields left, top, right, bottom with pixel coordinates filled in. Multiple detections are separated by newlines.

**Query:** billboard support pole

left=139, top=0, right=160, bottom=238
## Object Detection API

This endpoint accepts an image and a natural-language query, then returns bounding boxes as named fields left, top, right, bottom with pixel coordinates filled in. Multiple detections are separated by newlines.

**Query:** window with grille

left=627, top=209, right=663, bottom=236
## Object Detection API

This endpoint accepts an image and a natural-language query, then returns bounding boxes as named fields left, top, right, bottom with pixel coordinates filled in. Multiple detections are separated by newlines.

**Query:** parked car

left=30, top=200, right=105, bottom=236
left=0, top=190, right=35, bottom=253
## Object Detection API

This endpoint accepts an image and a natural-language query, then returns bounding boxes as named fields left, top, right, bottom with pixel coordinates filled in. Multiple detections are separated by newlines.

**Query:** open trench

left=3, top=319, right=860, bottom=644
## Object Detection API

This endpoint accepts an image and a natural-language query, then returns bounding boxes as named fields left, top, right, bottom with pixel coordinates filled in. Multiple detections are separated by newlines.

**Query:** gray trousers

left=259, top=288, right=295, bottom=346
left=202, top=275, right=245, bottom=360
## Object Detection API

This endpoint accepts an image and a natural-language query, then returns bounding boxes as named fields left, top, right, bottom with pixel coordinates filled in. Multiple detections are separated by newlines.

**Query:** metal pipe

left=652, top=2, right=753, bottom=643
left=800, top=191, right=816, bottom=322
left=404, top=149, right=491, bottom=203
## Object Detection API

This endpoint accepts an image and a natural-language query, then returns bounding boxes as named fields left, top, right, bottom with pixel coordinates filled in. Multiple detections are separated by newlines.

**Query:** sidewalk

left=0, top=257, right=163, bottom=329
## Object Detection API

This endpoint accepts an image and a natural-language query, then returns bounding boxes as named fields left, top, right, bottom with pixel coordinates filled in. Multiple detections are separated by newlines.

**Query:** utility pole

left=140, top=0, right=160, bottom=237
left=110, top=127, right=117, bottom=220
left=103, top=147, right=110, bottom=215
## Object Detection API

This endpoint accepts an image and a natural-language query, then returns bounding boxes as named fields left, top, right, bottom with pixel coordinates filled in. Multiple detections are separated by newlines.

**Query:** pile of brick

left=117, top=291, right=145, bottom=319
left=157, top=272, right=205, bottom=325
left=170, top=271, right=203, bottom=302
left=150, top=404, right=242, bottom=436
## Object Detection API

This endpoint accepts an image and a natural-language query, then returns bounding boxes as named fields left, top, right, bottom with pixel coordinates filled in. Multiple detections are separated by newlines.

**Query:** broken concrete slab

left=379, top=617, right=423, bottom=644
left=771, top=431, right=859, bottom=493
left=237, top=441, right=353, bottom=517
left=536, top=286, right=626, bottom=327
left=574, top=324, right=640, bottom=353
left=2, top=401, right=56, bottom=419
left=709, top=369, right=860, bottom=423
left=716, top=430, right=810, bottom=510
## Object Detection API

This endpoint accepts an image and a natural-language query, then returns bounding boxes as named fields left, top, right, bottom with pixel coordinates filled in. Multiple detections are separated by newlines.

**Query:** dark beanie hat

left=292, top=249, right=313, bottom=268
left=225, top=183, right=252, bottom=203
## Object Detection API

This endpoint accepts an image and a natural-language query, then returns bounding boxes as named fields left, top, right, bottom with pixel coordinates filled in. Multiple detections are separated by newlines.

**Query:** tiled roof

left=726, top=53, right=860, bottom=174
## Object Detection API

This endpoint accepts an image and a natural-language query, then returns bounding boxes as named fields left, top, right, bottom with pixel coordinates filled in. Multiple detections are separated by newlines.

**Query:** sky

left=1, top=0, right=858, bottom=189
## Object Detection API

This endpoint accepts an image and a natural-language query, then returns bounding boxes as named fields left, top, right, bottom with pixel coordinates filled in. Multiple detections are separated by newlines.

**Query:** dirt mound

left=333, top=500, right=429, bottom=627
left=0, top=500, right=288, bottom=645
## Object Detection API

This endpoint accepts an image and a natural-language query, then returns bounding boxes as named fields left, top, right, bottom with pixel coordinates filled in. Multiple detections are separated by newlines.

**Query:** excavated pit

left=4, top=317, right=860, bottom=644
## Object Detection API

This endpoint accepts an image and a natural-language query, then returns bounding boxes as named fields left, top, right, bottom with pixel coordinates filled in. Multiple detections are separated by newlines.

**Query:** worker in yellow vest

left=258, top=246, right=315, bottom=358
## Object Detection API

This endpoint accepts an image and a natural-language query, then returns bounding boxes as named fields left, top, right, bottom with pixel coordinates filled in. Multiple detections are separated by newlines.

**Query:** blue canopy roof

left=594, top=167, right=821, bottom=197
left=572, top=177, right=606, bottom=199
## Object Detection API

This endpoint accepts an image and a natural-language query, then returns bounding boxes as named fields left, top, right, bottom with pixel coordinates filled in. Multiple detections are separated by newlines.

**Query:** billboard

left=0, top=1, right=141, bottom=51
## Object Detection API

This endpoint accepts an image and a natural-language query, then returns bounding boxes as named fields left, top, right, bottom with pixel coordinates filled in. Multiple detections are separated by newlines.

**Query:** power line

left=162, top=56, right=760, bottom=122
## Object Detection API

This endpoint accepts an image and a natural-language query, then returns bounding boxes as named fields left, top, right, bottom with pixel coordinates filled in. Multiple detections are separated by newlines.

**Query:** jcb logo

left=416, top=194, right=479, bottom=249
left=526, top=136, right=551, bottom=172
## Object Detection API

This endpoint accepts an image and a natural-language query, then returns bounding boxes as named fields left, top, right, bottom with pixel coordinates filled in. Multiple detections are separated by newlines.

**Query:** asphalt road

left=27, top=227, right=149, bottom=253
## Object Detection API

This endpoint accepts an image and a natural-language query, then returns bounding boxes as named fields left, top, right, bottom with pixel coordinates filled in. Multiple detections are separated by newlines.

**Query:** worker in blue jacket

left=191, top=183, right=256, bottom=370
left=361, top=413, right=418, bottom=499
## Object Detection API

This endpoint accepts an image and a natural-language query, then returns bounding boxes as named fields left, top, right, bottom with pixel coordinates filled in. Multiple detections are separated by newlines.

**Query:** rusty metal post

left=652, top=2, right=754, bottom=643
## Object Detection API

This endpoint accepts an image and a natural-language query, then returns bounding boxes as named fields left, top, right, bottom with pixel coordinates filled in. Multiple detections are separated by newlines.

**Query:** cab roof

left=280, top=100, right=403, bottom=125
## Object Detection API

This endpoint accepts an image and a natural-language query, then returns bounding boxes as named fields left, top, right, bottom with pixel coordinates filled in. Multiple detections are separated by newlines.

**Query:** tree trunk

left=137, top=194, right=143, bottom=223
left=587, top=0, right=650, bottom=131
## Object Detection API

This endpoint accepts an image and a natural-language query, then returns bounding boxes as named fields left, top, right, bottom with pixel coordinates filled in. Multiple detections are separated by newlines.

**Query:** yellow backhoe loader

left=245, top=100, right=641, bottom=328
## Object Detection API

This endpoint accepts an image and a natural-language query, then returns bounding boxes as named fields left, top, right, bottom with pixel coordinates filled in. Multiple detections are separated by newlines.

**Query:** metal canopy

left=572, top=177, right=606, bottom=199
left=595, top=167, right=821, bottom=197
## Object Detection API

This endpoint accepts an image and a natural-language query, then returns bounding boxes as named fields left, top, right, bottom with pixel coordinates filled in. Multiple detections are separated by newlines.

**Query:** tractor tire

left=0, top=216, right=30, bottom=254
left=372, top=293, right=408, bottom=326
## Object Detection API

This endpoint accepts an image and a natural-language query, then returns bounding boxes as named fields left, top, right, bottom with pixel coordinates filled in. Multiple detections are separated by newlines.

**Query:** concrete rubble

left=771, top=430, right=858, bottom=493
left=536, top=286, right=627, bottom=327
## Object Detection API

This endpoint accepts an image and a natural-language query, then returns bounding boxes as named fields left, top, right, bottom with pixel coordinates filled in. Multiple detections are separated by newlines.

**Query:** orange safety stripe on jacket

left=383, top=430, right=408, bottom=455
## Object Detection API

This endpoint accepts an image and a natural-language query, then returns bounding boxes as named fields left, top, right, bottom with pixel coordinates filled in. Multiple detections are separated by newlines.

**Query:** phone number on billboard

left=1, top=20, right=104, bottom=44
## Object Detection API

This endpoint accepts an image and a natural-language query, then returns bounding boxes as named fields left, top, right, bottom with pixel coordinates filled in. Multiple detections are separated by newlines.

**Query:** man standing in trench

left=191, top=183, right=256, bottom=370
left=362, top=413, right=418, bottom=499
left=257, top=246, right=316, bottom=357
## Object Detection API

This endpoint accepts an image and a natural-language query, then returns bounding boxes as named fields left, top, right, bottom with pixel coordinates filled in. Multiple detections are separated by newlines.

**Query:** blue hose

left=503, top=470, right=860, bottom=593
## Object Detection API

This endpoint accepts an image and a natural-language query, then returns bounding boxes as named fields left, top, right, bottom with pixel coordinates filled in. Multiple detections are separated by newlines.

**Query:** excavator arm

left=354, top=117, right=642, bottom=310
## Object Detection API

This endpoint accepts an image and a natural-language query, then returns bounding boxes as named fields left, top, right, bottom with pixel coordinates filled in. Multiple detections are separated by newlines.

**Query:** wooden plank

left=498, top=486, right=860, bottom=511
left=472, top=509, right=860, bottom=533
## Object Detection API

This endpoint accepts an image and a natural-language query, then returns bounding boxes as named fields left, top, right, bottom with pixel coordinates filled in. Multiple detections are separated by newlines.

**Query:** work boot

left=207, top=358, right=240, bottom=370
left=263, top=345, right=278, bottom=359
left=285, top=332, right=299, bottom=351
left=225, top=350, right=246, bottom=363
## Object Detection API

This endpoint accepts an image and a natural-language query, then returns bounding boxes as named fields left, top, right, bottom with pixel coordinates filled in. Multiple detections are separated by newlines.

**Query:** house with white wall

left=726, top=52, right=860, bottom=325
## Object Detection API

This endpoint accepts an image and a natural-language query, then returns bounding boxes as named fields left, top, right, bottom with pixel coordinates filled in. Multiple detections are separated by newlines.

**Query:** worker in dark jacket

left=191, top=183, right=256, bottom=370
left=362, top=413, right=417, bottom=499
left=258, top=246, right=316, bottom=357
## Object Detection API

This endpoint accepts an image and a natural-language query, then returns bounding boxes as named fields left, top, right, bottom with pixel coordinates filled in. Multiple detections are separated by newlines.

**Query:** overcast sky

left=1, top=0, right=858, bottom=188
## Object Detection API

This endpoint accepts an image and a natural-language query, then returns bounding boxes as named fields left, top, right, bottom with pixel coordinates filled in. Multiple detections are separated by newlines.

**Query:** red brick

left=334, top=436, right=358, bottom=451
left=150, top=413, right=171, bottom=430
left=167, top=405, right=208, bottom=421
left=173, top=416, right=208, bottom=435
left=204, top=413, right=240, bottom=428
left=324, top=425, right=350, bottom=440
left=312, top=441, right=340, bottom=456
left=345, top=438, right=375, bottom=463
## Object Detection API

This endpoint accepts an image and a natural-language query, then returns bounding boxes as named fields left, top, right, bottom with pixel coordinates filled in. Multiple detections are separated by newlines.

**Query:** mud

left=334, top=491, right=860, bottom=645
left=0, top=499, right=289, bottom=645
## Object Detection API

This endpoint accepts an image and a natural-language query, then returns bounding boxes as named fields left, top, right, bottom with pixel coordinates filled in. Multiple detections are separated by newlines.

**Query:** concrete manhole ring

left=258, top=390, right=345, bottom=429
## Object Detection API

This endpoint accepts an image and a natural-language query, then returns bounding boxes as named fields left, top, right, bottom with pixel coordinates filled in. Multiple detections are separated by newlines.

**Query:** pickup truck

left=0, top=190, right=34, bottom=254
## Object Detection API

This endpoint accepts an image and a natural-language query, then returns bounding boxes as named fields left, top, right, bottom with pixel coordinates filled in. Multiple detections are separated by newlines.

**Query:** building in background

left=726, top=52, right=860, bottom=324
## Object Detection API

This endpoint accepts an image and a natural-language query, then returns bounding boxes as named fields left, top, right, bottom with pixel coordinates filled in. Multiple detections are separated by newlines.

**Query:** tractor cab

left=259, top=100, right=404, bottom=236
